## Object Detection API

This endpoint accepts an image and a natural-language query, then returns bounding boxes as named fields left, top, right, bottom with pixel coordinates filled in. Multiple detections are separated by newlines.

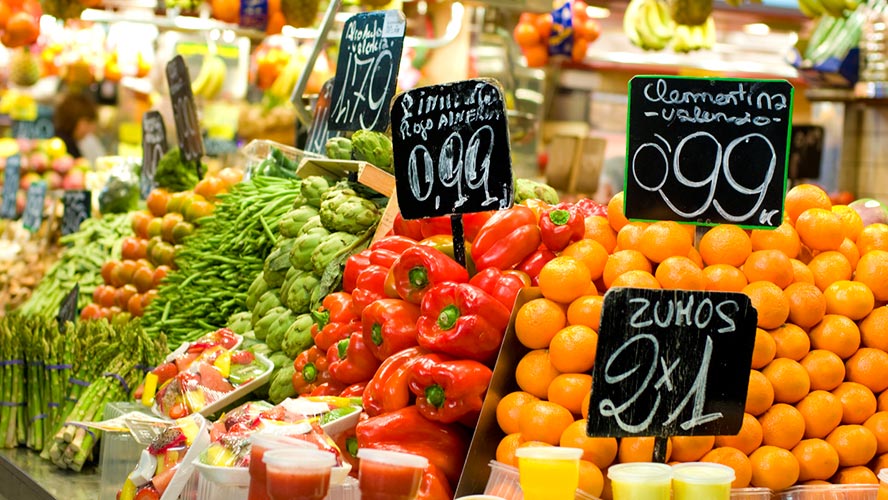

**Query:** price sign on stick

left=61, top=190, right=91, bottom=236
left=57, top=284, right=79, bottom=333
left=587, top=288, right=757, bottom=461
left=141, top=111, right=168, bottom=199
left=788, top=124, right=824, bottom=180
left=625, top=76, right=793, bottom=229
left=305, top=78, right=341, bottom=155
left=21, top=181, right=47, bottom=232
left=12, top=105, right=54, bottom=139
left=0, top=155, right=21, bottom=219
left=166, top=55, right=204, bottom=171
left=392, top=79, right=514, bottom=267
left=329, top=10, right=406, bottom=132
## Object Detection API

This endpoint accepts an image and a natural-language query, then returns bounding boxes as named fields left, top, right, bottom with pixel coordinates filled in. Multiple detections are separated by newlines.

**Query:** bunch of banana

left=723, top=0, right=762, bottom=6
left=191, top=55, right=226, bottom=100
left=672, top=17, right=717, bottom=52
left=797, top=0, right=857, bottom=18
left=266, top=55, right=305, bottom=106
left=624, top=0, right=676, bottom=51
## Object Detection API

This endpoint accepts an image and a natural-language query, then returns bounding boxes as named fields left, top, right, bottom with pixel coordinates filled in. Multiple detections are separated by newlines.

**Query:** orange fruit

left=688, top=247, right=704, bottom=268
left=832, top=382, right=878, bottom=425
left=515, top=349, right=561, bottom=399
left=857, top=223, right=888, bottom=254
left=784, top=282, right=826, bottom=329
left=826, top=424, right=878, bottom=467
left=864, top=412, right=888, bottom=454
left=861, top=307, right=888, bottom=351
left=809, top=314, right=861, bottom=360
left=497, top=391, right=538, bottom=435
left=796, top=208, right=845, bottom=252
left=496, top=433, right=526, bottom=466
left=807, top=251, right=853, bottom=292
left=618, top=437, right=672, bottom=463
left=567, top=295, right=603, bottom=331
left=790, top=259, right=815, bottom=284
left=699, top=224, right=753, bottom=267
left=751, top=328, right=777, bottom=370
left=603, top=250, right=652, bottom=289
left=654, top=256, right=705, bottom=290
left=751, top=222, right=801, bottom=259
left=749, top=445, right=800, bottom=490
left=561, top=239, right=608, bottom=282
left=855, top=250, right=888, bottom=302
left=870, top=452, right=888, bottom=473
left=715, top=412, right=763, bottom=455
left=845, top=348, right=888, bottom=393
left=638, top=221, right=693, bottom=264
left=607, top=192, right=629, bottom=232
left=763, top=358, right=811, bottom=405
left=770, top=323, right=811, bottom=361
left=832, top=205, right=865, bottom=241
left=669, top=435, right=715, bottom=462
left=785, top=184, right=832, bottom=224
left=578, top=460, right=605, bottom=498
left=833, top=465, right=879, bottom=484
left=539, top=256, right=592, bottom=304
left=796, top=390, right=843, bottom=439
left=584, top=216, right=618, bottom=253
left=838, top=238, right=860, bottom=269
left=702, top=446, right=753, bottom=488
left=702, top=264, right=748, bottom=292
left=549, top=325, right=598, bottom=374
left=515, top=298, right=566, bottom=349
left=792, top=438, right=840, bottom=481
left=611, top=270, right=661, bottom=289
left=518, top=400, right=575, bottom=446
left=616, top=222, right=649, bottom=252
left=880, top=392, right=888, bottom=413
left=747, top=369, right=776, bottom=416
left=548, top=373, right=593, bottom=416
left=824, top=280, right=875, bottom=321
left=800, top=350, right=846, bottom=392
left=743, top=281, right=790, bottom=330
left=759, top=403, right=806, bottom=449
left=581, top=392, right=591, bottom=420
left=560, top=420, right=618, bottom=469
left=742, top=250, right=794, bottom=289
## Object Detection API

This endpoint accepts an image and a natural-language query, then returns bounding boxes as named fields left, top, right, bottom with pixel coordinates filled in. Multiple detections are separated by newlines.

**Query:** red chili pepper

left=540, top=206, right=585, bottom=252
left=292, top=346, right=333, bottom=396
left=328, top=332, right=381, bottom=386
left=343, top=250, right=372, bottom=293
left=471, top=206, right=541, bottom=271
left=407, top=353, right=493, bottom=424
left=362, top=346, right=425, bottom=417
left=391, top=246, right=469, bottom=304
left=340, top=382, right=367, bottom=398
left=361, top=298, right=421, bottom=361
left=416, top=282, right=511, bottom=363
left=393, top=213, right=424, bottom=241
left=517, top=246, right=557, bottom=286
left=351, top=264, right=389, bottom=316
left=468, top=267, right=526, bottom=310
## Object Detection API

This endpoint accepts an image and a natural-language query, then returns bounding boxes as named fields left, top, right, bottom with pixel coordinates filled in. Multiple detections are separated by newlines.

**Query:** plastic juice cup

left=515, top=446, right=583, bottom=500
left=608, top=462, right=673, bottom=500
left=878, top=469, right=888, bottom=500
left=248, top=433, right=317, bottom=500
left=263, top=448, right=336, bottom=500
left=671, top=462, right=734, bottom=500
left=358, top=448, right=430, bottom=500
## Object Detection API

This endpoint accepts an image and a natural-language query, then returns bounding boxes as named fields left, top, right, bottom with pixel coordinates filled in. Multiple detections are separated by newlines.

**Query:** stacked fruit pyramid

left=494, top=184, right=888, bottom=498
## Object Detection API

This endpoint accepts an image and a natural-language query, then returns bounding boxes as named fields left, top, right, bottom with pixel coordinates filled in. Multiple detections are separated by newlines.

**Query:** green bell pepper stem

left=425, top=384, right=446, bottom=409
left=437, top=305, right=460, bottom=331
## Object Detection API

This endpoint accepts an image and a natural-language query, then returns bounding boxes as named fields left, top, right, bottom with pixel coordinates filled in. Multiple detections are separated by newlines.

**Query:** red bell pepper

left=355, top=406, right=470, bottom=486
left=419, top=212, right=493, bottom=242
left=416, top=282, right=511, bottom=363
left=572, top=198, right=608, bottom=218
left=391, top=246, right=469, bottom=304
left=343, top=250, right=372, bottom=293
left=361, top=298, right=421, bottom=361
left=471, top=206, right=541, bottom=271
left=340, top=382, right=367, bottom=398
left=351, top=264, right=389, bottom=316
left=368, top=235, right=417, bottom=268
left=362, top=346, right=425, bottom=417
left=407, top=353, right=493, bottom=424
left=417, top=464, right=454, bottom=500
left=517, top=246, right=557, bottom=286
left=310, top=382, right=347, bottom=396
left=292, top=346, right=333, bottom=396
left=313, top=292, right=358, bottom=329
left=419, top=216, right=451, bottom=239
left=333, top=426, right=360, bottom=475
left=540, top=206, right=585, bottom=251
left=393, top=213, right=424, bottom=241
left=469, top=267, right=526, bottom=310
left=328, top=332, right=381, bottom=386
left=418, top=235, right=476, bottom=276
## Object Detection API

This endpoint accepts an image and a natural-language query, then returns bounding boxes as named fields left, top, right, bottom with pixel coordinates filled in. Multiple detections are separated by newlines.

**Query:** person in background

left=594, top=155, right=626, bottom=204
left=54, top=93, right=106, bottom=164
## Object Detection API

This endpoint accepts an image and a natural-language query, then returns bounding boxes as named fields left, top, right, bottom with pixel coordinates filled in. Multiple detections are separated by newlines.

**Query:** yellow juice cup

left=608, top=462, right=672, bottom=500
left=878, top=469, right=888, bottom=500
left=671, top=462, right=735, bottom=500
left=515, top=447, right=583, bottom=500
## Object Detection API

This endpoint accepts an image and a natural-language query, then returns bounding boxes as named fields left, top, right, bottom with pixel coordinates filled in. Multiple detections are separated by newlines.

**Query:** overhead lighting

left=743, top=23, right=770, bottom=36
left=585, top=6, right=610, bottom=18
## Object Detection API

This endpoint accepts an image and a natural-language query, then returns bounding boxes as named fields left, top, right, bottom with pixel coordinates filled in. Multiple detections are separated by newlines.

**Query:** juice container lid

left=608, top=462, right=672, bottom=483
left=263, top=448, right=337, bottom=469
left=514, top=447, right=584, bottom=460
left=879, top=468, right=888, bottom=483
left=250, top=432, right=317, bottom=451
left=357, top=449, right=430, bottom=469
left=671, top=462, right=735, bottom=484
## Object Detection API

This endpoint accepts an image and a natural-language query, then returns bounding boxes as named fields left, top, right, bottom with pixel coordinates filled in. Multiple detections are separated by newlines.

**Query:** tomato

left=146, top=218, right=163, bottom=239
left=184, top=201, right=214, bottom=223
left=132, top=266, right=154, bottom=293
left=142, top=289, right=158, bottom=307
left=165, top=192, right=191, bottom=215
left=115, top=284, right=138, bottom=309
left=98, top=307, right=114, bottom=320
left=231, top=350, right=255, bottom=365
left=146, top=189, right=170, bottom=217
left=101, top=260, right=119, bottom=286
left=194, top=177, right=226, bottom=202
left=131, top=211, right=152, bottom=239
left=217, top=167, right=243, bottom=188
left=152, top=266, right=170, bottom=288
left=151, top=242, right=176, bottom=268
left=95, top=285, right=117, bottom=308
left=118, top=260, right=138, bottom=285
left=80, top=303, right=102, bottom=320
left=161, top=212, right=184, bottom=243
left=121, top=237, right=142, bottom=261
left=127, top=293, right=144, bottom=317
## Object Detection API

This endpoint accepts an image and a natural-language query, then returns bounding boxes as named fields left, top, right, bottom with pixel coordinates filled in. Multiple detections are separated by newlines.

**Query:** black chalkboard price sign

left=141, top=111, right=168, bottom=199
left=57, top=284, right=79, bottom=333
left=61, top=190, right=91, bottom=236
left=12, top=105, right=54, bottom=139
left=1, top=155, right=21, bottom=219
left=166, top=55, right=204, bottom=167
left=305, top=78, right=340, bottom=155
left=788, top=125, right=824, bottom=180
left=329, top=10, right=406, bottom=132
left=625, top=76, right=794, bottom=229
left=392, top=79, right=514, bottom=220
left=21, top=181, right=47, bottom=232
left=587, top=288, right=757, bottom=443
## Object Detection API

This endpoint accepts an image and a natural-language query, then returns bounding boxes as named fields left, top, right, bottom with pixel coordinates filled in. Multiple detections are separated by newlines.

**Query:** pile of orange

left=496, top=185, right=888, bottom=498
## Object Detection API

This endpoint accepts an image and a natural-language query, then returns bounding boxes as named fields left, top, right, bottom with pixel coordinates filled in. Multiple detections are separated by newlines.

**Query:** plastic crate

left=732, top=487, right=776, bottom=499
left=98, top=402, right=156, bottom=500
left=778, top=484, right=878, bottom=499
left=242, top=139, right=322, bottom=179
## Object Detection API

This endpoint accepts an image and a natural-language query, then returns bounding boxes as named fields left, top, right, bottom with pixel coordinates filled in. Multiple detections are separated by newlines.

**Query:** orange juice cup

left=248, top=433, right=317, bottom=500
left=515, top=447, right=583, bottom=500
left=608, top=462, right=672, bottom=500
left=671, top=462, right=734, bottom=500
left=878, top=469, right=888, bottom=500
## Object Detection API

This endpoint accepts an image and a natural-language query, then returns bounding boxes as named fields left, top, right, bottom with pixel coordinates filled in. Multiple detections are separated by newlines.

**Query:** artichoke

left=268, top=364, right=297, bottom=404
left=289, top=227, right=331, bottom=271
left=299, top=176, right=333, bottom=208
left=311, top=232, right=359, bottom=276
left=282, top=313, right=315, bottom=358
left=286, top=271, right=321, bottom=314
left=296, top=215, right=326, bottom=237
left=279, top=206, right=320, bottom=238
left=319, top=189, right=381, bottom=233
left=254, top=306, right=287, bottom=341
left=252, top=289, right=283, bottom=326
left=227, top=312, right=253, bottom=335
left=246, top=272, right=269, bottom=311
left=266, top=310, right=295, bottom=351
left=268, top=351, right=293, bottom=370
left=263, top=238, right=298, bottom=287
left=514, top=178, right=560, bottom=205
left=351, top=129, right=393, bottom=173
left=280, top=267, right=301, bottom=303
left=325, top=137, right=354, bottom=161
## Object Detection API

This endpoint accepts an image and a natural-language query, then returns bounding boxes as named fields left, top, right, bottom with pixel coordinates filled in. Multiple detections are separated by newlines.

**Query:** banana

left=647, top=0, right=676, bottom=41
left=635, top=0, right=671, bottom=50
left=190, top=56, right=212, bottom=97
left=623, top=0, right=644, bottom=48
left=689, top=25, right=705, bottom=50
left=819, top=0, right=847, bottom=17
left=203, top=56, right=226, bottom=99
left=672, top=25, right=692, bottom=53
left=702, top=16, right=717, bottom=49
left=797, top=0, right=826, bottom=16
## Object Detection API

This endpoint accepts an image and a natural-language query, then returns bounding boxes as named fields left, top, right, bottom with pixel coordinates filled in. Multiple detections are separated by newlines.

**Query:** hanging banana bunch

left=624, top=0, right=716, bottom=52
left=191, top=54, right=227, bottom=100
